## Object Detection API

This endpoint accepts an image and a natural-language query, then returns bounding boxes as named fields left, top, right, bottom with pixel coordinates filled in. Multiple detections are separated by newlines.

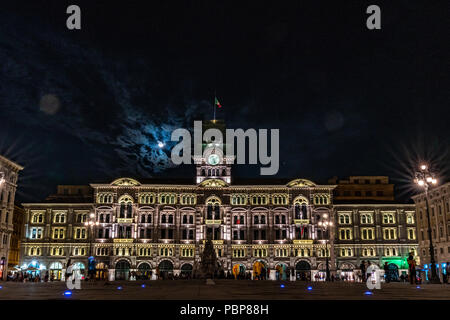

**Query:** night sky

left=1, top=1, right=448, bottom=202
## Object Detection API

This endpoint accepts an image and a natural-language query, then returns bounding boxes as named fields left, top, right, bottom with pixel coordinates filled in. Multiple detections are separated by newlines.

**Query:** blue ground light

left=307, top=286, right=313, bottom=291
left=117, top=286, right=123, bottom=290
left=416, top=286, right=421, bottom=289
left=364, top=291, right=373, bottom=296
left=280, top=284, right=285, bottom=288
left=141, top=284, right=146, bottom=288
left=0, top=286, right=3, bottom=289
left=63, top=290, right=72, bottom=297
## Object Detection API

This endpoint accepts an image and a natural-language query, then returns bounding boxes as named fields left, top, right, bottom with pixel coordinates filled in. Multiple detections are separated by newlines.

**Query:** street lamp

left=84, top=213, right=99, bottom=257
left=414, top=164, right=440, bottom=284
left=318, top=214, right=333, bottom=281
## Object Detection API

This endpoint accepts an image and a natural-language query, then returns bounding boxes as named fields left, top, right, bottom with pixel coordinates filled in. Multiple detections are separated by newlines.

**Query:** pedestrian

left=360, top=260, right=366, bottom=282
left=384, top=262, right=390, bottom=283
left=446, top=263, right=450, bottom=284
left=407, top=252, right=416, bottom=284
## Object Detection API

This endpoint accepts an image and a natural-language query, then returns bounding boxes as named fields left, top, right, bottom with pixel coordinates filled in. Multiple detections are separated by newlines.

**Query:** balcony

left=293, top=239, right=313, bottom=244
left=113, top=238, right=133, bottom=243
left=205, top=219, right=222, bottom=225
left=203, top=240, right=224, bottom=245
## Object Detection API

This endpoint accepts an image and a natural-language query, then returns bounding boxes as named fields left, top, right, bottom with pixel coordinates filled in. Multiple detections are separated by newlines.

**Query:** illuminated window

left=29, top=247, right=42, bottom=256
left=253, top=247, right=268, bottom=257
left=361, top=228, right=375, bottom=240
left=96, top=247, right=109, bottom=256
left=360, top=213, right=373, bottom=224
left=138, top=247, right=152, bottom=256
left=339, top=228, right=352, bottom=240
left=53, top=213, right=66, bottom=224
left=31, top=212, right=44, bottom=223
left=338, top=213, right=351, bottom=224
left=74, top=227, right=87, bottom=239
left=139, top=193, right=156, bottom=204
left=406, top=212, right=415, bottom=224
left=181, top=194, right=196, bottom=205
left=313, top=194, right=330, bottom=205
left=73, top=247, right=86, bottom=256
left=52, top=227, right=65, bottom=239
left=383, top=228, right=397, bottom=240
left=231, top=194, right=247, bottom=205
left=340, top=248, right=353, bottom=257
left=382, top=212, right=396, bottom=224
left=407, top=228, right=416, bottom=240
left=76, top=213, right=88, bottom=223
left=30, top=227, right=43, bottom=239
left=275, top=247, right=290, bottom=257
left=272, top=194, right=288, bottom=205
left=316, top=248, right=329, bottom=257
left=362, top=247, right=376, bottom=257
left=233, top=248, right=246, bottom=258
left=250, top=194, right=269, bottom=205
left=159, top=193, right=177, bottom=205
left=180, top=247, right=194, bottom=257
left=97, top=193, right=114, bottom=204
left=51, top=247, right=65, bottom=256
left=384, top=247, right=398, bottom=256
left=159, top=246, right=174, bottom=256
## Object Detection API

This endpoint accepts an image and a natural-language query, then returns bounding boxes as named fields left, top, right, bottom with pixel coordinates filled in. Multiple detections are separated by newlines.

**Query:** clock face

left=208, top=154, right=220, bottom=165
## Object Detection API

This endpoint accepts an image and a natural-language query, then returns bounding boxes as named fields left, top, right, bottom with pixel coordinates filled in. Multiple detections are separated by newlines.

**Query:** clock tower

left=194, top=120, right=234, bottom=184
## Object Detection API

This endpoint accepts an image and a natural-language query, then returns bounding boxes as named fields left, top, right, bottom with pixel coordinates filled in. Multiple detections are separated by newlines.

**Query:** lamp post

left=84, top=213, right=99, bottom=280
left=414, top=164, right=440, bottom=284
left=318, top=214, right=333, bottom=281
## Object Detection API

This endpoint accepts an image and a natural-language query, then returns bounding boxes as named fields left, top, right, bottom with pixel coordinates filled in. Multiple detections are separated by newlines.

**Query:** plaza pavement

left=0, top=280, right=449, bottom=300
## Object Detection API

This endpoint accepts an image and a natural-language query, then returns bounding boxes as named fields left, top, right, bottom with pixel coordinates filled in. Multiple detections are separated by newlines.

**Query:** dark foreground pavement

left=0, top=280, right=449, bottom=300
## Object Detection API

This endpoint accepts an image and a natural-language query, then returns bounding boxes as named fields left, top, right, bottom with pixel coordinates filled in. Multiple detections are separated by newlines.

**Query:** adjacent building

left=330, top=176, right=417, bottom=280
left=8, top=205, right=25, bottom=270
left=0, top=155, right=24, bottom=280
left=412, top=182, right=450, bottom=280
left=329, top=176, right=394, bottom=202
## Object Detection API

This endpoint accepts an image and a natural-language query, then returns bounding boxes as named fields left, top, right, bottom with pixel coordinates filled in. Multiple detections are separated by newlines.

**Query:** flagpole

left=213, top=90, right=216, bottom=122
left=213, top=99, right=216, bottom=122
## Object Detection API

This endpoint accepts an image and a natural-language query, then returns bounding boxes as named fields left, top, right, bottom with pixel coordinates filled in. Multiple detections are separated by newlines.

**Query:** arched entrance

left=158, top=260, right=173, bottom=279
left=115, top=260, right=130, bottom=281
left=232, top=263, right=246, bottom=279
left=275, top=263, right=288, bottom=281
left=138, top=263, right=152, bottom=280
left=295, top=260, right=311, bottom=281
left=95, top=263, right=108, bottom=280
left=253, top=260, right=268, bottom=280
left=49, top=262, right=63, bottom=281
left=26, top=261, right=42, bottom=279
left=180, top=264, right=193, bottom=279
left=339, top=263, right=355, bottom=282
left=386, top=263, right=400, bottom=282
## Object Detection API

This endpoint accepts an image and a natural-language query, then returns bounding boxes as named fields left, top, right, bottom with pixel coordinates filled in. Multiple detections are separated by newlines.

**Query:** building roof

left=0, top=154, right=24, bottom=171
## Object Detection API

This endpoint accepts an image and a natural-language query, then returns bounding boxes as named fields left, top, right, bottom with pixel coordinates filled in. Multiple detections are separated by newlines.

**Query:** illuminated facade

left=20, top=150, right=339, bottom=281
left=19, top=156, right=419, bottom=281
left=333, top=203, right=418, bottom=281
left=412, top=182, right=450, bottom=280
left=0, top=155, right=23, bottom=280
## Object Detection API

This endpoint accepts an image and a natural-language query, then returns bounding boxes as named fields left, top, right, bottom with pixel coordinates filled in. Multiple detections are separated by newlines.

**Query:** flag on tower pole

left=215, top=97, right=222, bottom=108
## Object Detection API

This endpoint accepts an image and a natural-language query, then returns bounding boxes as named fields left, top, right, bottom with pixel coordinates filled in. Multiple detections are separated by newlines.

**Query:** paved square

left=0, top=280, right=449, bottom=300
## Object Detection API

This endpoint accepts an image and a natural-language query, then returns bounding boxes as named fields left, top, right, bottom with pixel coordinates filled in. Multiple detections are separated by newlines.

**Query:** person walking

left=407, top=252, right=416, bottom=284
left=360, top=260, right=366, bottom=282
left=384, top=262, right=390, bottom=283
left=446, top=263, right=450, bottom=284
